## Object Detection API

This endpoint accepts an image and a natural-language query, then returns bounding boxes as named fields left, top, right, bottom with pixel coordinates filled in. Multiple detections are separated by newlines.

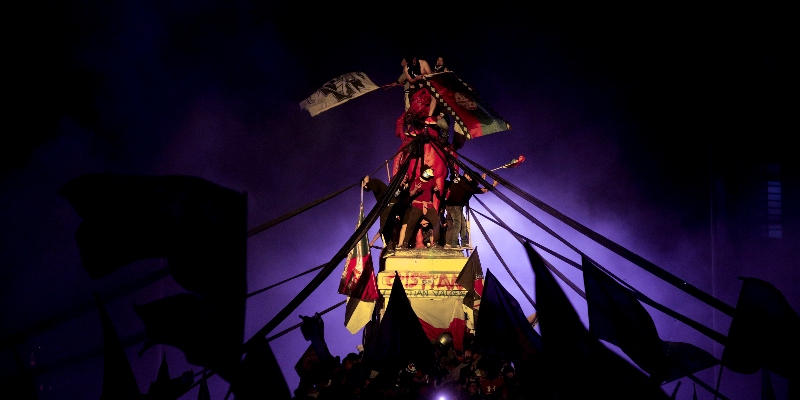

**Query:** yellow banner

left=377, top=271, right=467, bottom=297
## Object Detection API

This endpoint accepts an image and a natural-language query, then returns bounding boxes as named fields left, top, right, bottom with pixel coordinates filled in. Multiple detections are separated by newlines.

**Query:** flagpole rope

left=470, top=208, right=584, bottom=271
left=246, top=182, right=358, bottom=237
left=468, top=202, right=586, bottom=300
left=243, top=156, right=412, bottom=353
left=429, top=138, right=584, bottom=299
left=456, top=151, right=736, bottom=317
left=264, top=300, right=347, bottom=343
left=246, top=158, right=395, bottom=238
left=432, top=139, right=729, bottom=346
left=469, top=206, right=728, bottom=345
left=246, top=264, right=326, bottom=299
left=712, top=365, right=724, bottom=400
left=246, top=134, right=414, bottom=239
left=468, top=208, right=537, bottom=308
left=473, top=199, right=729, bottom=395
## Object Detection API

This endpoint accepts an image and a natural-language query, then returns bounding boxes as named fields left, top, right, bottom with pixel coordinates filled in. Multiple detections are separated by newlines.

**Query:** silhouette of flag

left=426, top=71, right=511, bottom=141
left=338, top=206, right=379, bottom=301
left=762, top=368, right=776, bottom=400
left=583, top=256, right=669, bottom=382
left=144, top=352, right=194, bottom=400
left=59, top=174, right=246, bottom=291
left=660, top=341, right=719, bottom=384
left=721, top=277, right=800, bottom=380
left=525, top=243, right=670, bottom=399
left=669, top=381, right=681, bottom=399
left=456, top=249, right=484, bottom=325
left=473, top=269, right=542, bottom=366
left=96, top=293, right=141, bottom=400
left=61, top=174, right=248, bottom=384
left=231, top=338, right=291, bottom=399
left=134, top=293, right=243, bottom=385
left=362, top=273, right=435, bottom=375
left=196, top=371, right=211, bottom=400
left=583, top=257, right=718, bottom=384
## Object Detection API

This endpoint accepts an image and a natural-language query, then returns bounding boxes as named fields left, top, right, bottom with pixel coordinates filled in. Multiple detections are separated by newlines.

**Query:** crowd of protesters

left=292, top=333, right=523, bottom=400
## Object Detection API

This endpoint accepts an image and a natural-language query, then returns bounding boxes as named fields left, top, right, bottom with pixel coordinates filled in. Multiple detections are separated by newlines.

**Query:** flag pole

left=488, top=154, right=526, bottom=172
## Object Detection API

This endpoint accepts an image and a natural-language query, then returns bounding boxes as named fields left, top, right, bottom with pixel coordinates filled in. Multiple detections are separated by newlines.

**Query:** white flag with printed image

left=300, top=72, right=379, bottom=116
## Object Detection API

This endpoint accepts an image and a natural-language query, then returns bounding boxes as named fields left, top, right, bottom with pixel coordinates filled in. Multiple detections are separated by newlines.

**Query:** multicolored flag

left=425, top=71, right=511, bottom=141
left=300, top=72, right=379, bottom=117
left=338, top=206, right=379, bottom=301
left=409, top=297, right=468, bottom=351
left=344, top=296, right=375, bottom=334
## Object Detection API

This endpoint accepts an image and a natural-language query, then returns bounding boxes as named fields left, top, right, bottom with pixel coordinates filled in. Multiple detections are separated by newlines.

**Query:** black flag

left=722, top=277, right=800, bottom=380
left=525, top=242, right=670, bottom=399
left=231, top=338, right=291, bottom=399
left=62, top=174, right=247, bottom=384
left=456, top=249, right=484, bottom=325
left=362, top=273, right=435, bottom=375
left=144, top=352, right=194, bottom=400
left=583, top=256, right=718, bottom=383
left=96, top=293, right=141, bottom=400
left=473, top=269, right=542, bottom=366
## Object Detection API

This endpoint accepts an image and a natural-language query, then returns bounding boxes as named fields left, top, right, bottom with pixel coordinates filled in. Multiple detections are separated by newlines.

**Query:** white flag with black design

left=300, top=71, right=379, bottom=116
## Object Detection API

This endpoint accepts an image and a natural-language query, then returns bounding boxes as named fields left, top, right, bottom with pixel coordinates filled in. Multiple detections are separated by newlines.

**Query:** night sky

left=2, top=2, right=796, bottom=399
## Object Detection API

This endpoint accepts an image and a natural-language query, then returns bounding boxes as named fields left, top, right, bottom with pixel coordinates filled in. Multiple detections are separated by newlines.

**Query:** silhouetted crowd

left=292, top=335, right=523, bottom=400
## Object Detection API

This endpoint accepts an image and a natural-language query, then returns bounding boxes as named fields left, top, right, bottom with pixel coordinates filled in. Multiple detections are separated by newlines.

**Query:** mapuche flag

left=338, top=206, right=379, bottom=301
left=300, top=71, right=379, bottom=117
left=425, top=71, right=511, bottom=141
